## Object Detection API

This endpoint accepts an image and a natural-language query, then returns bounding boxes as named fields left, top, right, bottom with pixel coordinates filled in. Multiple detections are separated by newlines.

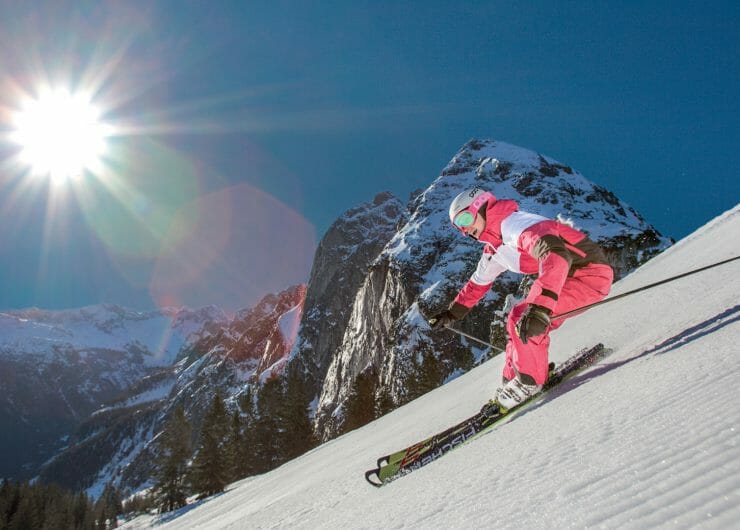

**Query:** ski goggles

left=451, top=192, right=494, bottom=231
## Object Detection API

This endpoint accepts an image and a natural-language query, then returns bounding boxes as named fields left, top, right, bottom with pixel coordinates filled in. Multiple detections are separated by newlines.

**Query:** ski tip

left=376, top=455, right=390, bottom=468
left=365, top=468, right=384, bottom=488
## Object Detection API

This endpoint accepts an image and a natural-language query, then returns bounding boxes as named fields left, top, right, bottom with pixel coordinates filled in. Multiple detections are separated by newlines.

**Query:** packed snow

left=123, top=204, right=739, bottom=529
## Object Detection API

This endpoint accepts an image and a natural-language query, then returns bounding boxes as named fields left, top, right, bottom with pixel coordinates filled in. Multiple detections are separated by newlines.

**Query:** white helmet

left=448, top=188, right=495, bottom=225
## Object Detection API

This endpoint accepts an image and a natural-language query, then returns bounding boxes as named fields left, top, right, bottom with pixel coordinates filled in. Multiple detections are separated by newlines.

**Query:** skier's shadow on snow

left=522, top=303, right=740, bottom=415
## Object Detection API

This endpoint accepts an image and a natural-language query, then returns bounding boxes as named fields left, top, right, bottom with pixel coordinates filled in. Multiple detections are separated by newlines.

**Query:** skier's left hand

left=515, top=304, right=552, bottom=344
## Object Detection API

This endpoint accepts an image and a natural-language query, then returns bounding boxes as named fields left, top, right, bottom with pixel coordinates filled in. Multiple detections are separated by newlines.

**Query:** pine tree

left=0, top=479, right=19, bottom=529
left=8, top=483, right=41, bottom=530
left=239, top=387, right=261, bottom=476
left=40, top=484, right=73, bottom=530
left=95, top=483, right=123, bottom=529
left=224, top=409, right=245, bottom=482
left=190, top=393, right=230, bottom=498
left=406, top=349, right=445, bottom=401
left=342, top=368, right=378, bottom=433
left=375, top=385, right=395, bottom=418
left=121, top=491, right=156, bottom=517
left=153, top=406, right=192, bottom=513
left=72, top=491, right=95, bottom=530
left=253, top=377, right=285, bottom=472
left=418, top=350, right=445, bottom=394
left=0, top=480, right=100, bottom=530
left=281, top=370, right=316, bottom=460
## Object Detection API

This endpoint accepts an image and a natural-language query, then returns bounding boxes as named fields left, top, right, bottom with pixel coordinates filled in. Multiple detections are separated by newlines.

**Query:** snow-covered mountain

left=121, top=204, right=740, bottom=529
left=36, top=284, right=306, bottom=495
left=304, top=139, right=671, bottom=438
left=0, top=285, right=305, bottom=495
left=2, top=139, right=672, bottom=498
left=0, top=304, right=228, bottom=366
left=0, top=304, right=228, bottom=480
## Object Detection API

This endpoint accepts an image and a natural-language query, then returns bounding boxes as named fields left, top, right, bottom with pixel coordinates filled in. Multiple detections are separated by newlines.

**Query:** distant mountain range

left=0, top=139, right=671, bottom=496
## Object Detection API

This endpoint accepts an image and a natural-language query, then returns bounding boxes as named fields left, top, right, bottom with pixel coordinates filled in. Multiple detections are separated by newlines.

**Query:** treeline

left=151, top=370, right=315, bottom=513
left=341, top=346, right=475, bottom=434
left=0, top=371, right=316, bottom=527
left=2, top=352, right=468, bottom=525
left=2, top=355, right=461, bottom=526
left=0, top=481, right=121, bottom=530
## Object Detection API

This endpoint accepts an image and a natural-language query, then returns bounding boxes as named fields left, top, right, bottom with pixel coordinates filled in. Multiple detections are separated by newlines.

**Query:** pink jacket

left=453, top=197, right=608, bottom=312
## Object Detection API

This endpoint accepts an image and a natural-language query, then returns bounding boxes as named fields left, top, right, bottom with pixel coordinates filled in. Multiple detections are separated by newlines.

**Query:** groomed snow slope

left=125, top=205, right=740, bottom=529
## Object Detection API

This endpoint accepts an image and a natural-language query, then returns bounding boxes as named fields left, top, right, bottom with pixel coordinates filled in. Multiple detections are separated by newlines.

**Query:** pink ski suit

left=450, top=197, right=613, bottom=385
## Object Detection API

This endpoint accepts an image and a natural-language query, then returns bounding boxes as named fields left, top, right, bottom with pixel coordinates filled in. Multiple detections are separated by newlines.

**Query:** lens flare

left=149, top=183, right=316, bottom=312
left=74, top=137, right=201, bottom=261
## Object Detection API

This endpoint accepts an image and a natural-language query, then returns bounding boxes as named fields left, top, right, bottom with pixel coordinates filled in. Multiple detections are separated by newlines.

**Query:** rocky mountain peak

left=226, top=284, right=306, bottom=372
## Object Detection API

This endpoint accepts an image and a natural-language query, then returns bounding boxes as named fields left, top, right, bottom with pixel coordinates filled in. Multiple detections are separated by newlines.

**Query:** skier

left=429, top=188, right=613, bottom=410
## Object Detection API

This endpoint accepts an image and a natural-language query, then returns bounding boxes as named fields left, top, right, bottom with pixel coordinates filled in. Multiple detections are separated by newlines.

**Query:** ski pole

left=430, top=256, right=739, bottom=351
left=441, top=325, right=506, bottom=352
left=426, top=308, right=506, bottom=352
left=552, top=255, right=740, bottom=321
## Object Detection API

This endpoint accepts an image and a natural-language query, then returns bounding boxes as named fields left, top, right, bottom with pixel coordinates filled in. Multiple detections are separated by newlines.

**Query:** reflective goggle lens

left=453, top=211, right=475, bottom=228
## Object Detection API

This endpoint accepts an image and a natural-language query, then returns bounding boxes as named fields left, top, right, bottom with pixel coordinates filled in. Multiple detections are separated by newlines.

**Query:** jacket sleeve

left=517, top=221, right=577, bottom=311
left=453, top=251, right=507, bottom=310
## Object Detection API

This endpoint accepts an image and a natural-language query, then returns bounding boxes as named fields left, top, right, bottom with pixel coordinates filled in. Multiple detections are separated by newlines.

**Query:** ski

left=372, top=359, right=558, bottom=471
left=365, top=343, right=609, bottom=487
left=373, top=409, right=481, bottom=470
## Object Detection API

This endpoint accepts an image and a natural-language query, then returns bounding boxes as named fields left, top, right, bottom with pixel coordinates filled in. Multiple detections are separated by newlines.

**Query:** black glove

left=428, top=302, right=469, bottom=330
left=429, top=310, right=457, bottom=330
left=515, top=304, right=552, bottom=344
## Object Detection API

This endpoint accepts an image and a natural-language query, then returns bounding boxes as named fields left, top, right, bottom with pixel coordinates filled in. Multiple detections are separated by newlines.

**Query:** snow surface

left=122, top=205, right=740, bottom=529
left=277, top=304, right=302, bottom=348
left=97, top=380, right=177, bottom=412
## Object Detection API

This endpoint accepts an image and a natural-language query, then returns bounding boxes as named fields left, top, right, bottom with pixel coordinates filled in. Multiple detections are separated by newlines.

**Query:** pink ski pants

left=502, top=263, right=614, bottom=385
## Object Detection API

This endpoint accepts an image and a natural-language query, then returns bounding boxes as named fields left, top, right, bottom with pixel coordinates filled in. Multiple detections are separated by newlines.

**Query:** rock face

left=306, top=139, right=671, bottom=438
left=287, top=192, right=407, bottom=399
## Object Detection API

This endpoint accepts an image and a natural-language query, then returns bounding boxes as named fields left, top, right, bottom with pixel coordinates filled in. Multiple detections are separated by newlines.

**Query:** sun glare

left=12, top=89, right=110, bottom=182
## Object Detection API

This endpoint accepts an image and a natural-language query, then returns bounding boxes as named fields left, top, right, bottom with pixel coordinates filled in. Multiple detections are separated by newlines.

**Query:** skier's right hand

left=429, top=302, right=469, bottom=330
left=429, top=310, right=457, bottom=330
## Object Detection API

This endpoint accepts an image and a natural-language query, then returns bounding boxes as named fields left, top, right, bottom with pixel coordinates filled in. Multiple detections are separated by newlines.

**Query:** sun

left=11, top=89, right=110, bottom=182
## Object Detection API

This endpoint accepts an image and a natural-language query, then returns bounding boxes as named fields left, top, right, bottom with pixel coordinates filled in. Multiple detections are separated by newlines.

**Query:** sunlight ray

left=36, top=181, right=71, bottom=291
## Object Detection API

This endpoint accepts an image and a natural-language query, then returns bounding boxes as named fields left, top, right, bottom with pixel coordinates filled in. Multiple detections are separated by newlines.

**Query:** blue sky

left=0, top=1, right=737, bottom=312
